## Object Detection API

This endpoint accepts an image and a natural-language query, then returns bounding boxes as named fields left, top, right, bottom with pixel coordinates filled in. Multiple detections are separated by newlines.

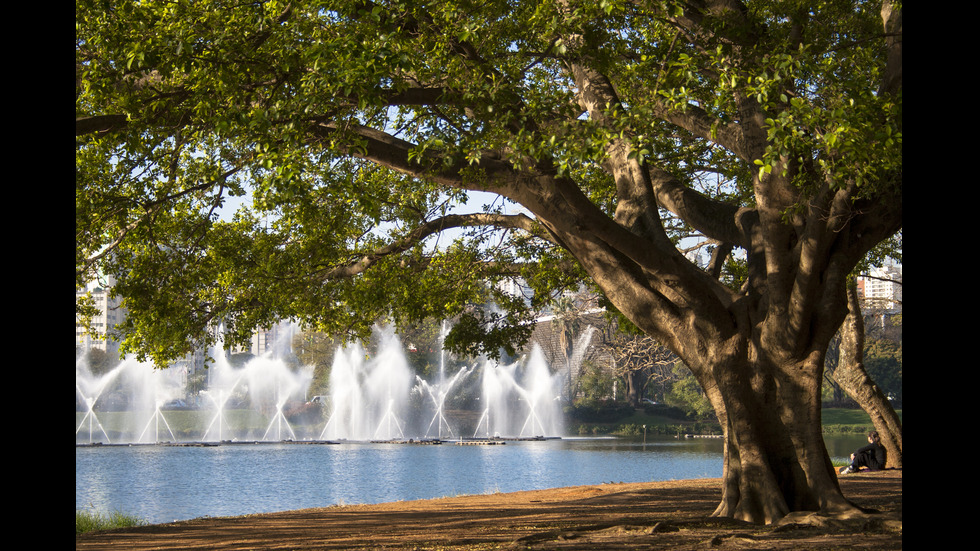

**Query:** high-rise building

left=858, top=264, right=902, bottom=312
left=76, top=277, right=127, bottom=358
left=228, top=320, right=297, bottom=358
left=75, top=277, right=209, bottom=373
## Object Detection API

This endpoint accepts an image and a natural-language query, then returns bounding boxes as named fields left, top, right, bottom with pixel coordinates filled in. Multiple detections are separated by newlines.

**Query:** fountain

left=77, top=323, right=575, bottom=446
left=415, top=365, right=474, bottom=439
left=317, top=325, right=564, bottom=442
left=76, top=354, right=116, bottom=443
left=317, top=332, right=415, bottom=441
left=474, top=345, right=564, bottom=438
left=193, top=345, right=314, bottom=442
left=201, top=388, right=235, bottom=442
left=76, top=353, right=187, bottom=444
left=76, top=327, right=315, bottom=444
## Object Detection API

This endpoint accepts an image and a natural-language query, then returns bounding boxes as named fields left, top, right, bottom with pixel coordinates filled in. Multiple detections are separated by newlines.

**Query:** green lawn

left=821, top=407, right=902, bottom=433
left=582, top=407, right=902, bottom=437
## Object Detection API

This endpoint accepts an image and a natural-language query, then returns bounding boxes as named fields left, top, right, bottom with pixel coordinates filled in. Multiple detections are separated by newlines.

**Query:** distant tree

left=397, top=317, right=458, bottom=380
left=864, top=338, right=902, bottom=404
left=823, top=244, right=902, bottom=408
left=292, top=331, right=343, bottom=396
left=83, top=347, right=114, bottom=377
left=665, top=363, right=715, bottom=419
left=550, top=293, right=589, bottom=400
left=860, top=284, right=902, bottom=405
left=227, top=353, right=255, bottom=369
left=593, top=318, right=676, bottom=407
left=833, top=283, right=903, bottom=467
left=575, top=359, right=615, bottom=409
left=185, top=369, right=209, bottom=396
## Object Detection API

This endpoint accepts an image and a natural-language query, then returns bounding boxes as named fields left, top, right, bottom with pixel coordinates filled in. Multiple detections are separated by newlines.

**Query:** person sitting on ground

left=839, top=430, right=887, bottom=474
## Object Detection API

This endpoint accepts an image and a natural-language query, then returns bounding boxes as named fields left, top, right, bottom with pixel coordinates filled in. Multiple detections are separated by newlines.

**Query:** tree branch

left=318, top=212, right=547, bottom=280
left=76, top=115, right=129, bottom=137
left=76, top=166, right=243, bottom=283
left=307, top=120, right=518, bottom=194
left=879, top=0, right=902, bottom=97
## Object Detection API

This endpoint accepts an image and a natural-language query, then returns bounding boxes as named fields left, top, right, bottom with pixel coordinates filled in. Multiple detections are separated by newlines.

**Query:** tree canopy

left=77, top=0, right=901, bottom=524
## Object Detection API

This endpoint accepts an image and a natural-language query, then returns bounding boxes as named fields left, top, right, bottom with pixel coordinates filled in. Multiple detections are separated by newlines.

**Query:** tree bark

left=833, top=284, right=903, bottom=467
left=528, top=191, right=862, bottom=524
left=657, top=304, right=855, bottom=525
left=709, top=352, right=853, bottom=523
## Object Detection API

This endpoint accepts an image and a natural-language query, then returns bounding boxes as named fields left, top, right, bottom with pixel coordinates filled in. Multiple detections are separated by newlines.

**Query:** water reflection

left=77, top=437, right=724, bottom=523
left=77, top=435, right=859, bottom=524
left=824, top=433, right=877, bottom=462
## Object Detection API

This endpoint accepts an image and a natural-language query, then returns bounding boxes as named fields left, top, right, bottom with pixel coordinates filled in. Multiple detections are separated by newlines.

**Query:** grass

left=573, top=408, right=723, bottom=437
left=76, top=508, right=147, bottom=535
left=612, top=410, right=692, bottom=428
left=831, top=457, right=850, bottom=468
left=581, top=407, right=903, bottom=439
left=821, top=407, right=902, bottom=434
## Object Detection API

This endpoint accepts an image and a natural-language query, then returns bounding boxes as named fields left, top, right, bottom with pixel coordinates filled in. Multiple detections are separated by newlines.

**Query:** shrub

left=566, top=402, right=635, bottom=423
left=613, top=423, right=643, bottom=436
left=76, top=509, right=147, bottom=534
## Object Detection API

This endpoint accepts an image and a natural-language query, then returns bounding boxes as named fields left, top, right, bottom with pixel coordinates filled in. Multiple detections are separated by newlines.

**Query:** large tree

left=76, top=0, right=902, bottom=524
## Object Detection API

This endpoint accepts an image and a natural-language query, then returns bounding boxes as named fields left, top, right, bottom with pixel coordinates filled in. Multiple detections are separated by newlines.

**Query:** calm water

left=76, top=437, right=723, bottom=524
left=76, top=434, right=868, bottom=524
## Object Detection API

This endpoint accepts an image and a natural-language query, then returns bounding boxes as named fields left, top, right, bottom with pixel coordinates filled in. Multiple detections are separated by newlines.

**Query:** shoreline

left=77, top=470, right=902, bottom=550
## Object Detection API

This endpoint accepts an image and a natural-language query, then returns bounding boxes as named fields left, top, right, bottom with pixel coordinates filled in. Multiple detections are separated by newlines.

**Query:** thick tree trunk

left=540, top=226, right=862, bottom=524
left=513, top=137, right=880, bottom=525
left=834, top=284, right=903, bottom=467
left=697, top=339, right=854, bottom=524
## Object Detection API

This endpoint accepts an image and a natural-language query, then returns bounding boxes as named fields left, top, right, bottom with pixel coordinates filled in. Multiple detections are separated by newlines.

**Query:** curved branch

left=320, top=212, right=547, bottom=280
left=308, top=120, right=518, bottom=194
left=646, top=164, right=745, bottom=245
left=659, top=0, right=760, bottom=50
left=879, top=1, right=902, bottom=98
left=565, top=60, right=744, bottom=246
left=651, top=102, right=753, bottom=162
left=76, top=115, right=129, bottom=137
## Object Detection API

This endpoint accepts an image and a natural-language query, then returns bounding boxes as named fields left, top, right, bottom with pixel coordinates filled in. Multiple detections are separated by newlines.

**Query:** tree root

left=508, top=518, right=749, bottom=548
left=773, top=509, right=902, bottom=534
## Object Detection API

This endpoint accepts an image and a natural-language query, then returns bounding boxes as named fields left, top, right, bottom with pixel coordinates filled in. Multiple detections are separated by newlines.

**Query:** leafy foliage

left=575, top=359, right=615, bottom=409
left=865, top=338, right=902, bottom=403
left=664, top=363, right=715, bottom=419
left=77, top=0, right=901, bottom=369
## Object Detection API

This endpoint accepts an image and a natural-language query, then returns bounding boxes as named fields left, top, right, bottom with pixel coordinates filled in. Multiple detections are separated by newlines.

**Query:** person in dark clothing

left=839, top=430, right=887, bottom=474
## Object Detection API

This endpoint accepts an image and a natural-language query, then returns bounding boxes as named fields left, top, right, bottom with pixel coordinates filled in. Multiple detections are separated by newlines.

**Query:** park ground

left=75, top=468, right=901, bottom=550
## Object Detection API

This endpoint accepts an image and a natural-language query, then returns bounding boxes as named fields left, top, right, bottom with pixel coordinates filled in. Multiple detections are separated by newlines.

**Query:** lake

left=75, top=434, right=868, bottom=524
left=76, top=437, right=722, bottom=524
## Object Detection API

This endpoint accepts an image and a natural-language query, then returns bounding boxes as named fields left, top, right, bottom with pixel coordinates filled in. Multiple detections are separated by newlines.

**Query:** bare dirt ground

left=76, top=469, right=901, bottom=550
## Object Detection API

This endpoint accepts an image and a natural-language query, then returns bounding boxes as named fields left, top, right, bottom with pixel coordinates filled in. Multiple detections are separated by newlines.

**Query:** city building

left=858, top=264, right=902, bottom=312
left=76, top=277, right=127, bottom=359
left=76, top=276, right=208, bottom=373
left=235, top=321, right=297, bottom=357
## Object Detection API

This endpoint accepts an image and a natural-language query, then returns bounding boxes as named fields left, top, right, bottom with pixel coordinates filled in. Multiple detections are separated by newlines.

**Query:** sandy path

left=76, top=469, right=902, bottom=550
